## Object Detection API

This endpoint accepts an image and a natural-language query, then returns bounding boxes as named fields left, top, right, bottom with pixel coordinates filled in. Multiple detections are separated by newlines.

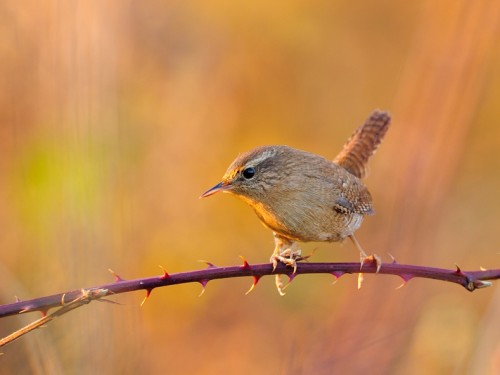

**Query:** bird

left=201, top=110, right=390, bottom=282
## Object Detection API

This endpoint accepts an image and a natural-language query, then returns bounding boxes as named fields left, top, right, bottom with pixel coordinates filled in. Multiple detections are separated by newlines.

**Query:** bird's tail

left=333, top=110, right=391, bottom=179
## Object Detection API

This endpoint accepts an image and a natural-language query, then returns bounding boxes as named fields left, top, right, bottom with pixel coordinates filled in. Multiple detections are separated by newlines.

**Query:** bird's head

left=200, top=145, right=286, bottom=201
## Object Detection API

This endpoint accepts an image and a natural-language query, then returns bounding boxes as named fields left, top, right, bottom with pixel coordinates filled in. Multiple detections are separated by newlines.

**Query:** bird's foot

left=271, top=248, right=305, bottom=273
left=349, top=235, right=381, bottom=273
left=271, top=236, right=308, bottom=295
left=271, top=248, right=305, bottom=296
left=275, top=275, right=286, bottom=296
left=360, top=253, right=382, bottom=273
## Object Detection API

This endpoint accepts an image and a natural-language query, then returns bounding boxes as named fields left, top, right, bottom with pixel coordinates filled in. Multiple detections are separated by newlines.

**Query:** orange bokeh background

left=0, top=1, right=499, bottom=374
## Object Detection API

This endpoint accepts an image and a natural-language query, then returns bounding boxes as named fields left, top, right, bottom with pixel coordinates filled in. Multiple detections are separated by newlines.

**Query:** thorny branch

left=0, top=259, right=498, bottom=348
left=0, top=289, right=110, bottom=348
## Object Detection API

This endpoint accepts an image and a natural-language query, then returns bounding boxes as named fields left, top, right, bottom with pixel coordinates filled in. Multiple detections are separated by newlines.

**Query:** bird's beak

left=200, top=181, right=232, bottom=198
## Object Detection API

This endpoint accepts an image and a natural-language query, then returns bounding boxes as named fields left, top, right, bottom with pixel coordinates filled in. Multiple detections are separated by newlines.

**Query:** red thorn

left=330, top=271, right=345, bottom=285
left=140, top=289, right=153, bottom=307
left=198, top=280, right=209, bottom=297
left=253, top=275, right=261, bottom=286
left=198, top=260, right=217, bottom=268
left=400, top=274, right=414, bottom=282
left=331, top=271, right=345, bottom=279
left=159, top=265, right=170, bottom=279
left=396, top=274, right=414, bottom=289
left=40, top=309, right=48, bottom=317
left=239, top=255, right=251, bottom=270
left=108, top=268, right=124, bottom=282
left=245, top=276, right=261, bottom=295
left=455, top=265, right=465, bottom=276
left=388, top=253, right=397, bottom=264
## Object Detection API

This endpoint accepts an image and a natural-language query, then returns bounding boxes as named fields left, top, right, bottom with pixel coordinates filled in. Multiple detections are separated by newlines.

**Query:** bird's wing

left=333, top=189, right=374, bottom=216
left=333, top=110, right=391, bottom=179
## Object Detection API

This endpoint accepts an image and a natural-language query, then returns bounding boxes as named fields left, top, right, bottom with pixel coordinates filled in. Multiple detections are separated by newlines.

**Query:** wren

left=201, top=110, right=390, bottom=275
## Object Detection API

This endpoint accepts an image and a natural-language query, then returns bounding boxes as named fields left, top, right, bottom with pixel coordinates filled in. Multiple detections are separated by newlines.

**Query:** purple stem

left=1, top=261, right=498, bottom=318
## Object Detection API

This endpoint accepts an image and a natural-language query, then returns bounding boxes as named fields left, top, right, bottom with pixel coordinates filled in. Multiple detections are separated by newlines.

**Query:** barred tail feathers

left=333, top=110, right=391, bottom=179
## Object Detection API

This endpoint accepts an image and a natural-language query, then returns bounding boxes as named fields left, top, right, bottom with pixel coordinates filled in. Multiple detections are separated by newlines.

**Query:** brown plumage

left=201, top=110, right=391, bottom=281
left=334, top=110, right=391, bottom=179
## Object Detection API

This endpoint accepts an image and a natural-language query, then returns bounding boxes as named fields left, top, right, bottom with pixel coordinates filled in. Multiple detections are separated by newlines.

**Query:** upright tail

left=333, top=110, right=391, bottom=179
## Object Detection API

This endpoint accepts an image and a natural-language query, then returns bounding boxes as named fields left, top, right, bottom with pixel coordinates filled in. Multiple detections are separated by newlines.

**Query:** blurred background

left=0, top=1, right=499, bottom=374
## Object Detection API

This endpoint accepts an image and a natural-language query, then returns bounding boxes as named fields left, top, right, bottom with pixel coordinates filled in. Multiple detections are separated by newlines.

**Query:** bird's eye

left=242, top=167, right=255, bottom=179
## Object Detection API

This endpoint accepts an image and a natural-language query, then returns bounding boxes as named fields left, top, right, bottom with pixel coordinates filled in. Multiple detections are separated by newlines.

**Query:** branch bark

left=1, top=260, right=498, bottom=319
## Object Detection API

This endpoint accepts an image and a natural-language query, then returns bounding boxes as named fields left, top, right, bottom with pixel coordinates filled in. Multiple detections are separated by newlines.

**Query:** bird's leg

left=271, top=235, right=305, bottom=296
left=270, top=235, right=303, bottom=273
left=349, top=234, right=381, bottom=272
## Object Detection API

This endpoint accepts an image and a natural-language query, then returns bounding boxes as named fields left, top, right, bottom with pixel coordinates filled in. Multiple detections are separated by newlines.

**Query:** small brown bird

left=201, top=110, right=390, bottom=277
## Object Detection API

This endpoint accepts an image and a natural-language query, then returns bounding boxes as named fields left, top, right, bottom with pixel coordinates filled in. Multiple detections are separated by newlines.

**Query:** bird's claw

left=271, top=248, right=305, bottom=273
left=360, top=253, right=382, bottom=273
left=275, top=275, right=286, bottom=296
left=270, top=237, right=309, bottom=295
